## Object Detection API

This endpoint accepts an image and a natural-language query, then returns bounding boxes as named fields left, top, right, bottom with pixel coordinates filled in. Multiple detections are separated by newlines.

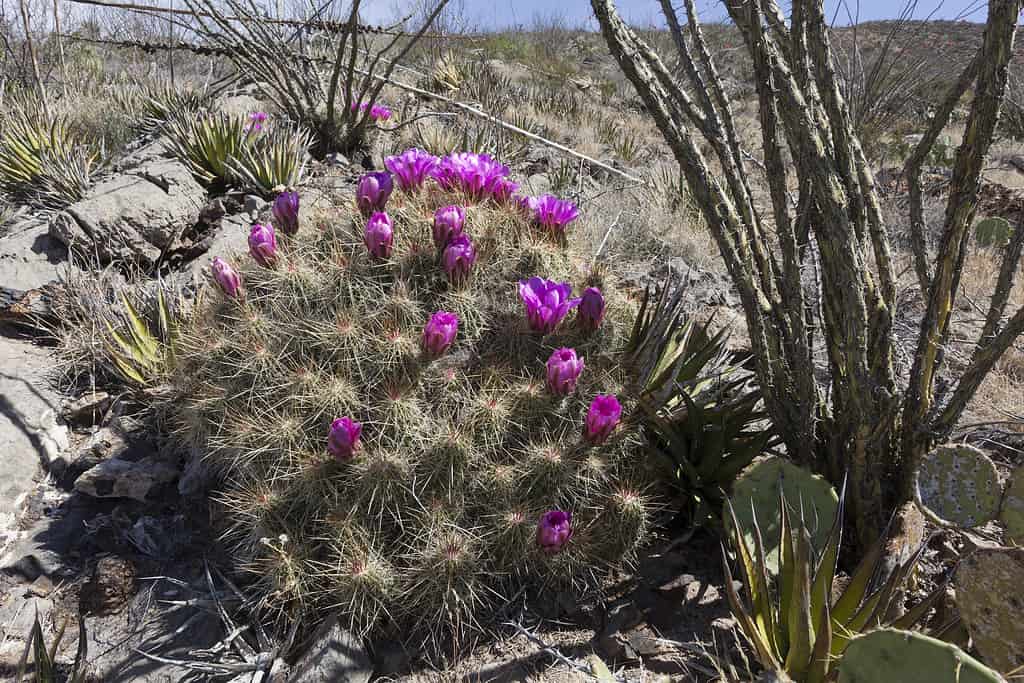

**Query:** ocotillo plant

left=170, top=150, right=656, bottom=650
left=591, top=0, right=1024, bottom=546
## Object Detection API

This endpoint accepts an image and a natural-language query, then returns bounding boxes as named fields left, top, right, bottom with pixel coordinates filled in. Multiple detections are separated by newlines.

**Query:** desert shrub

left=163, top=112, right=309, bottom=197
left=170, top=150, right=657, bottom=649
left=0, top=95, right=97, bottom=208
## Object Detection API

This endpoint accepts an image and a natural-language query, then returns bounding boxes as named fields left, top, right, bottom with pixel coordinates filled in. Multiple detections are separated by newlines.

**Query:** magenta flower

left=432, top=205, right=466, bottom=250
left=584, top=394, right=621, bottom=445
left=546, top=347, right=584, bottom=395
left=422, top=311, right=459, bottom=357
left=248, top=223, right=277, bottom=268
left=272, top=191, right=300, bottom=236
left=211, top=257, right=241, bottom=298
left=524, top=194, right=580, bottom=234
left=350, top=101, right=392, bottom=121
left=578, top=287, right=605, bottom=330
left=245, top=111, right=268, bottom=133
left=356, top=171, right=393, bottom=216
left=432, top=152, right=515, bottom=201
left=536, top=510, right=572, bottom=553
left=328, top=417, right=362, bottom=461
left=384, top=148, right=439, bottom=192
left=369, top=104, right=392, bottom=121
left=364, top=211, right=394, bottom=259
left=443, top=234, right=476, bottom=286
left=518, top=277, right=581, bottom=335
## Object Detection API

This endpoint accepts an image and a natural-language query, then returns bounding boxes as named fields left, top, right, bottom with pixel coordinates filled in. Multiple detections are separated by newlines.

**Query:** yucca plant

left=163, top=112, right=249, bottom=189
left=227, top=124, right=311, bottom=199
left=722, top=487, right=946, bottom=682
left=16, top=610, right=88, bottom=683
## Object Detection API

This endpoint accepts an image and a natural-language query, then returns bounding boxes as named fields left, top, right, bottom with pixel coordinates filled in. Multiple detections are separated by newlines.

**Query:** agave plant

left=722, top=487, right=946, bottom=683
left=226, top=124, right=311, bottom=198
left=113, top=81, right=215, bottom=134
left=104, top=287, right=180, bottom=388
left=163, top=112, right=249, bottom=189
left=643, top=380, right=776, bottom=526
left=0, top=96, right=96, bottom=208
left=16, top=610, right=88, bottom=683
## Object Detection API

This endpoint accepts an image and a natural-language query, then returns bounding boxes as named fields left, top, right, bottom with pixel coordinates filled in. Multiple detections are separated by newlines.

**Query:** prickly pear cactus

left=975, top=217, right=1013, bottom=248
left=956, top=547, right=1024, bottom=673
left=838, top=628, right=1005, bottom=683
left=727, top=457, right=838, bottom=574
left=997, top=464, right=1024, bottom=544
left=171, top=154, right=656, bottom=650
left=914, top=444, right=1001, bottom=528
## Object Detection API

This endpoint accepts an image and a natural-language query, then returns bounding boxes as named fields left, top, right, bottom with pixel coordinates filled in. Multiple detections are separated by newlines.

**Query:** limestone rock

left=288, top=615, right=372, bottom=683
left=50, top=159, right=206, bottom=267
left=0, top=218, right=76, bottom=291
left=74, top=456, right=179, bottom=502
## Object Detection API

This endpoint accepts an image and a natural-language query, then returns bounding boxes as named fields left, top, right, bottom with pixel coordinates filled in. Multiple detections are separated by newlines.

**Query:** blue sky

left=365, top=0, right=988, bottom=29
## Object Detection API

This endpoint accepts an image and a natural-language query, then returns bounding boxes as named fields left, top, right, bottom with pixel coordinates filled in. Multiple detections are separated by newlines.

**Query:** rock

left=0, top=596, right=54, bottom=641
left=50, top=159, right=206, bottom=267
left=60, top=391, right=111, bottom=426
left=0, top=497, right=97, bottom=581
left=187, top=213, right=250, bottom=284
left=74, top=456, right=179, bottom=502
left=289, top=615, right=372, bottom=683
left=0, top=217, right=77, bottom=291
left=49, top=421, right=146, bottom=490
left=371, top=638, right=411, bottom=677
left=0, top=335, right=67, bottom=515
left=522, top=173, right=553, bottom=196
left=177, top=448, right=214, bottom=497
left=84, top=583, right=225, bottom=681
left=244, top=194, right=270, bottom=219
left=116, top=137, right=171, bottom=172
left=80, top=555, right=137, bottom=616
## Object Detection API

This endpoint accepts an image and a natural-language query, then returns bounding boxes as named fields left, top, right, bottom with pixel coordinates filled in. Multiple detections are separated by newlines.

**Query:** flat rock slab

left=50, top=159, right=206, bottom=268
left=0, top=218, right=77, bottom=291
left=0, top=334, right=67, bottom=517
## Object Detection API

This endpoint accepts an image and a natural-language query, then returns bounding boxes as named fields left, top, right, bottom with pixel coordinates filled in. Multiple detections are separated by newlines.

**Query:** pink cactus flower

left=546, top=347, right=584, bottom=396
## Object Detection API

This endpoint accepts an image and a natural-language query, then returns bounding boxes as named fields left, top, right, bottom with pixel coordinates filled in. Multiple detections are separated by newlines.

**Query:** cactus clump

left=170, top=154, right=655, bottom=649
left=974, top=216, right=1014, bottom=248
left=838, top=628, right=1004, bottom=683
left=955, top=547, right=1024, bottom=673
left=727, top=457, right=838, bottom=573
left=914, top=444, right=1001, bottom=528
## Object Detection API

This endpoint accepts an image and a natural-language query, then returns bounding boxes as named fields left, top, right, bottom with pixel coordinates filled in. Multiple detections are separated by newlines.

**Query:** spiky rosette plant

left=170, top=150, right=656, bottom=651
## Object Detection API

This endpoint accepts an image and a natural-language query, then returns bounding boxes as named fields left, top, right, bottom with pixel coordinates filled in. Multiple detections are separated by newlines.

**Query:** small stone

left=27, top=575, right=55, bottom=598
left=289, top=615, right=371, bottom=683
left=61, top=391, right=111, bottom=426
left=244, top=194, right=269, bottom=219
left=74, top=456, right=179, bottom=502
left=80, top=555, right=137, bottom=616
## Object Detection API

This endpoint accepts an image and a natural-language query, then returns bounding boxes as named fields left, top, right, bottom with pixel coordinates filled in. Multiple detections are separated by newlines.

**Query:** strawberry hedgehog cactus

left=172, top=148, right=658, bottom=650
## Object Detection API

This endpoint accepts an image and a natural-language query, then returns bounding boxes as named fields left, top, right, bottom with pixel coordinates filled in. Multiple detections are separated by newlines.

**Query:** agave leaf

left=783, top=526, right=814, bottom=678
left=830, top=518, right=890, bottom=626
left=726, top=499, right=777, bottom=654
left=778, top=489, right=794, bottom=652
left=721, top=543, right=781, bottom=668
left=121, top=294, right=160, bottom=364
left=810, top=483, right=845, bottom=633
left=108, top=348, right=149, bottom=386
left=805, top=598, right=833, bottom=683
left=748, top=500, right=781, bottom=656
left=31, top=611, right=55, bottom=683
left=70, top=617, right=89, bottom=683
left=890, top=580, right=947, bottom=631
